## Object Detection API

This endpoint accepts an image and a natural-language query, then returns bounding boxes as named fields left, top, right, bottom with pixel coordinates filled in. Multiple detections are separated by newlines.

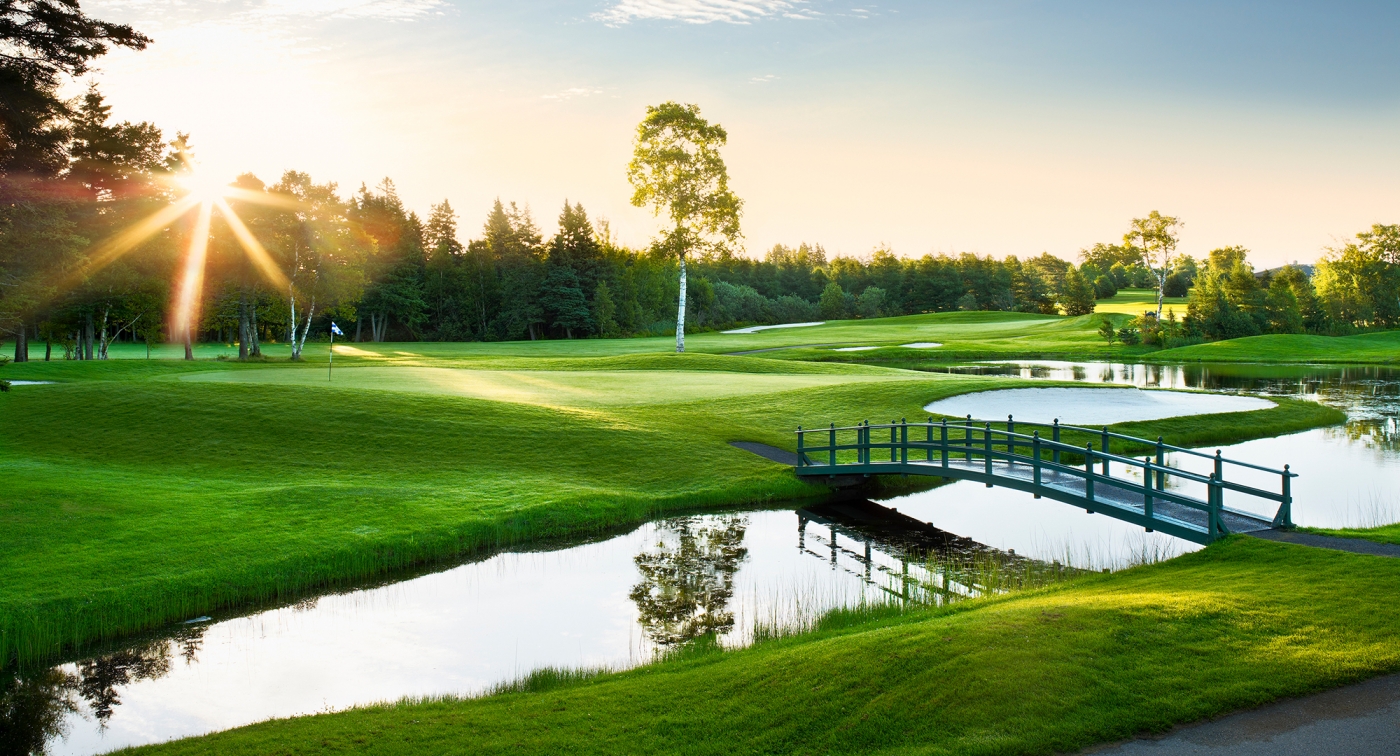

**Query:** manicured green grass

left=177, top=366, right=916, bottom=407
left=1092, top=287, right=1189, bottom=318
left=0, top=311, right=1137, bottom=366
left=122, top=537, right=1400, bottom=756
left=0, top=353, right=1340, bottom=669
left=1153, top=330, right=1400, bottom=365
left=1303, top=524, right=1400, bottom=545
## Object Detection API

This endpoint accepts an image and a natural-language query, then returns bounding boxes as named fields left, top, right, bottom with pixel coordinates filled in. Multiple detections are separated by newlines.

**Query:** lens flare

left=173, top=201, right=214, bottom=341
left=54, top=165, right=314, bottom=349
left=215, top=197, right=290, bottom=290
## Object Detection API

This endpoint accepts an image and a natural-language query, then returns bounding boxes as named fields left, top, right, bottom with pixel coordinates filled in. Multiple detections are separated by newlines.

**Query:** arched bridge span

left=794, top=417, right=1295, bottom=545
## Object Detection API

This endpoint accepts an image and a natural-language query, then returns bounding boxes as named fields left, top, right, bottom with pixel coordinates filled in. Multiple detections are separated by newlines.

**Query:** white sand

left=924, top=387, right=1275, bottom=425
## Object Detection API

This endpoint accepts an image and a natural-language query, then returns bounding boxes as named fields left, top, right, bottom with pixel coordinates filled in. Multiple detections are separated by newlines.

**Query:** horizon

left=79, top=0, right=1400, bottom=267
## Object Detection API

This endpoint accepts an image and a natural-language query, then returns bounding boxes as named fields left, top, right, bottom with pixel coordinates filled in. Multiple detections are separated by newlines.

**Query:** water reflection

left=796, top=499, right=1068, bottom=606
left=2, top=627, right=204, bottom=755
left=630, top=515, right=749, bottom=645
left=1, top=669, right=77, bottom=756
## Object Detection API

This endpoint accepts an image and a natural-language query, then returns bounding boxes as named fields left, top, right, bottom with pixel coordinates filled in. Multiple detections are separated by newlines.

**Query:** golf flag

left=331, top=322, right=343, bottom=336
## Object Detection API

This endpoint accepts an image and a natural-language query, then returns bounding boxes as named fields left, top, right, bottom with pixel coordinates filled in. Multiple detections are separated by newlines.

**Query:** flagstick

left=328, top=330, right=334, bottom=381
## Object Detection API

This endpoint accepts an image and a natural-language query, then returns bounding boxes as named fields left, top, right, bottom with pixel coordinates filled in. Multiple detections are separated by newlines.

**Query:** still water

left=7, top=361, right=1398, bottom=755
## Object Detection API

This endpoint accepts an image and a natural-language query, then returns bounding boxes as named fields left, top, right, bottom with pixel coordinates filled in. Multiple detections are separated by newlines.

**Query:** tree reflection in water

left=630, top=515, right=749, bottom=646
left=0, top=625, right=205, bottom=755
left=0, top=668, right=78, bottom=756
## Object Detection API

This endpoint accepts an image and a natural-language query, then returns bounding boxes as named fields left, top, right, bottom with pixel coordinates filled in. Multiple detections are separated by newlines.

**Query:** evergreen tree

left=592, top=280, right=619, bottom=338
left=1058, top=267, right=1096, bottom=316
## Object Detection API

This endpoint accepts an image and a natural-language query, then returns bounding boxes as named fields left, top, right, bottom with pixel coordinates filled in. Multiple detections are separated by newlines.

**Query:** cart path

left=1083, top=673, right=1400, bottom=755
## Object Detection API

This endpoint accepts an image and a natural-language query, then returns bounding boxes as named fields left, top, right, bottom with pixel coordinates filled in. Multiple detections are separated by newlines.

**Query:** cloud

left=595, top=0, right=811, bottom=25
left=750, top=74, right=778, bottom=83
left=251, top=0, right=448, bottom=21
left=91, top=0, right=448, bottom=23
left=542, top=86, right=606, bottom=100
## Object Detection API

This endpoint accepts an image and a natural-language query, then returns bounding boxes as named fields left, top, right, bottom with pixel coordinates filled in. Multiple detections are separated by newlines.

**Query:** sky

left=79, top=0, right=1400, bottom=266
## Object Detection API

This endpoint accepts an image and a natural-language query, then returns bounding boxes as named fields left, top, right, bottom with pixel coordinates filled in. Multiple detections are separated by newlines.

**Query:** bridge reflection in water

left=796, top=498, right=1075, bottom=606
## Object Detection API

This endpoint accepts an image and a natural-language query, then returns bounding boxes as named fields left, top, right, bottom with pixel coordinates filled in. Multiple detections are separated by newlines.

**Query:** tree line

left=2, top=3, right=1396, bottom=365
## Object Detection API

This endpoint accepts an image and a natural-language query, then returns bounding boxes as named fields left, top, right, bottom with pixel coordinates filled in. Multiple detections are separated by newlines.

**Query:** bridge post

left=965, top=415, right=973, bottom=463
left=941, top=419, right=949, bottom=468
left=1214, top=450, right=1224, bottom=508
left=1274, top=465, right=1294, bottom=529
left=829, top=423, right=837, bottom=467
left=1143, top=457, right=1154, bottom=527
left=1007, top=414, right=1015, bottom=462
left=1052, top=419, right=1061, bottom=465
left=861, top=421, right=870, bottom=465
left=926, top=417, right=933, bottom=463
left=900, top=418, right=908, bottom=464
left=1032, top=431, right=1042, bottom=497
left=797, top=425, right=804, bottom=468
left=1101, top=427, right=1110, bottom=475
left=1155, top=437, right=1165, bottom=491
left=890, top=420, right=898, bottom=463
left=1084, top=443, right=1095, bottom=509
left=1207, top=473, right=1223, bottom=541
left=984, top=422, right=993, bottom=483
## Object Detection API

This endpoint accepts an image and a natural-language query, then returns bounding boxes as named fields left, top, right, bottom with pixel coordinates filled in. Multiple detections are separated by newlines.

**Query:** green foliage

left=1058, top=267, right=1096, bottom=316
left=1117, top=326, right=1140, bottom=345
left=627, top=102, right=743, bottom=351
left=1092, top=274, right=1118, bottom=299
left=1314, top=224, right=1400, bottom=330
left=1097, top=317, right=1117, bottom=345
left=818, top=281, right=847, bottom=319
left=855, top=285, right=885, bottom=318
left=591, top=281, right=619, bottom=338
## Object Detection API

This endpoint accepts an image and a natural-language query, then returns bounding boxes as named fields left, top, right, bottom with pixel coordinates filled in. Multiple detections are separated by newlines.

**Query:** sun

left=174, top=170, right=233, bottom=202
left=65, top=162, right=303, bottom=353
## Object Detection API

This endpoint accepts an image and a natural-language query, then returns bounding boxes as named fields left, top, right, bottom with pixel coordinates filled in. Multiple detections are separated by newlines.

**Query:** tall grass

left=1339, top=492, right=1400, bottom=529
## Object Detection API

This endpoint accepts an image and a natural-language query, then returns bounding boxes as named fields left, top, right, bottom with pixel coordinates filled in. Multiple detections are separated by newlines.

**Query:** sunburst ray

left=214, top=197, right=291, bottom=290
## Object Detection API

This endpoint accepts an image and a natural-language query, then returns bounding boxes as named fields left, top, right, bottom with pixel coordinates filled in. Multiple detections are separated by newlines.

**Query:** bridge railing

left=795, top=416, right=1295, bottom=536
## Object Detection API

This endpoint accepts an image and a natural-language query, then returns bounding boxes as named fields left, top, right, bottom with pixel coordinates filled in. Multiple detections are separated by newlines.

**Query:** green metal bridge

left=794, top=416, right=1296, bottom=545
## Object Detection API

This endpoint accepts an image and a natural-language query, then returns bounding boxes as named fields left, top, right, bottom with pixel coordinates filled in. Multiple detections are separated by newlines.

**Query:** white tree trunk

left=1155, top=250, right=1168, bottom=320
left=292, top=295, right=316, bottom=360
left=97, top=307, right=110, bottom=360
left=676, top=253, right=687, bottom=353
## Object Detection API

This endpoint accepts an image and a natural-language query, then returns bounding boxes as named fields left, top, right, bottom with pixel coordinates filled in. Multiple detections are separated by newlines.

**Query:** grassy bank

left=0, top=352, right=1342, bottom=669
left=1151, top=330, right=1400, bottom=365
left=122, top=537, right=1400, bottom=756
left=1303, top=524, right=1400, bottom=546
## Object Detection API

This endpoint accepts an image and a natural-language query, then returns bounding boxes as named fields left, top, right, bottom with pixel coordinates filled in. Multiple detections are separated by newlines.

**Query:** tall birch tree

left=1124, top=211, right=1182, bottom=320
left=627, top=102, right=741, bottom=353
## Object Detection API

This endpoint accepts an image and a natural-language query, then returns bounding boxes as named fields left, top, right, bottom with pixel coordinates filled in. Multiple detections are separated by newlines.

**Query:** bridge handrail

left=793, top=415, right=1295, bottom=535
left=808, top=437, right=1219, bottom=511
left=799, top=417, right=1295, bottom=478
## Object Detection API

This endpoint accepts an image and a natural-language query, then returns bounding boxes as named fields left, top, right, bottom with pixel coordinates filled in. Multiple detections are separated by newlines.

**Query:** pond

left=8, top=360, right=1399, bottom=755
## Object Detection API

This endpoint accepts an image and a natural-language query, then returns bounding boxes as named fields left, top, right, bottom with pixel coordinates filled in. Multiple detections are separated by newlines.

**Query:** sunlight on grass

left=178, top=366, right=912, bottom=408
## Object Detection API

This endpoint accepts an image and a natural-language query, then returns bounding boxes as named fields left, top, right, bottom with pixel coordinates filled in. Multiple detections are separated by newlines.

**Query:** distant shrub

left=1164, top=272, right=1190, bottom=298
left=1162, top=335, right=1205, bottom=349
